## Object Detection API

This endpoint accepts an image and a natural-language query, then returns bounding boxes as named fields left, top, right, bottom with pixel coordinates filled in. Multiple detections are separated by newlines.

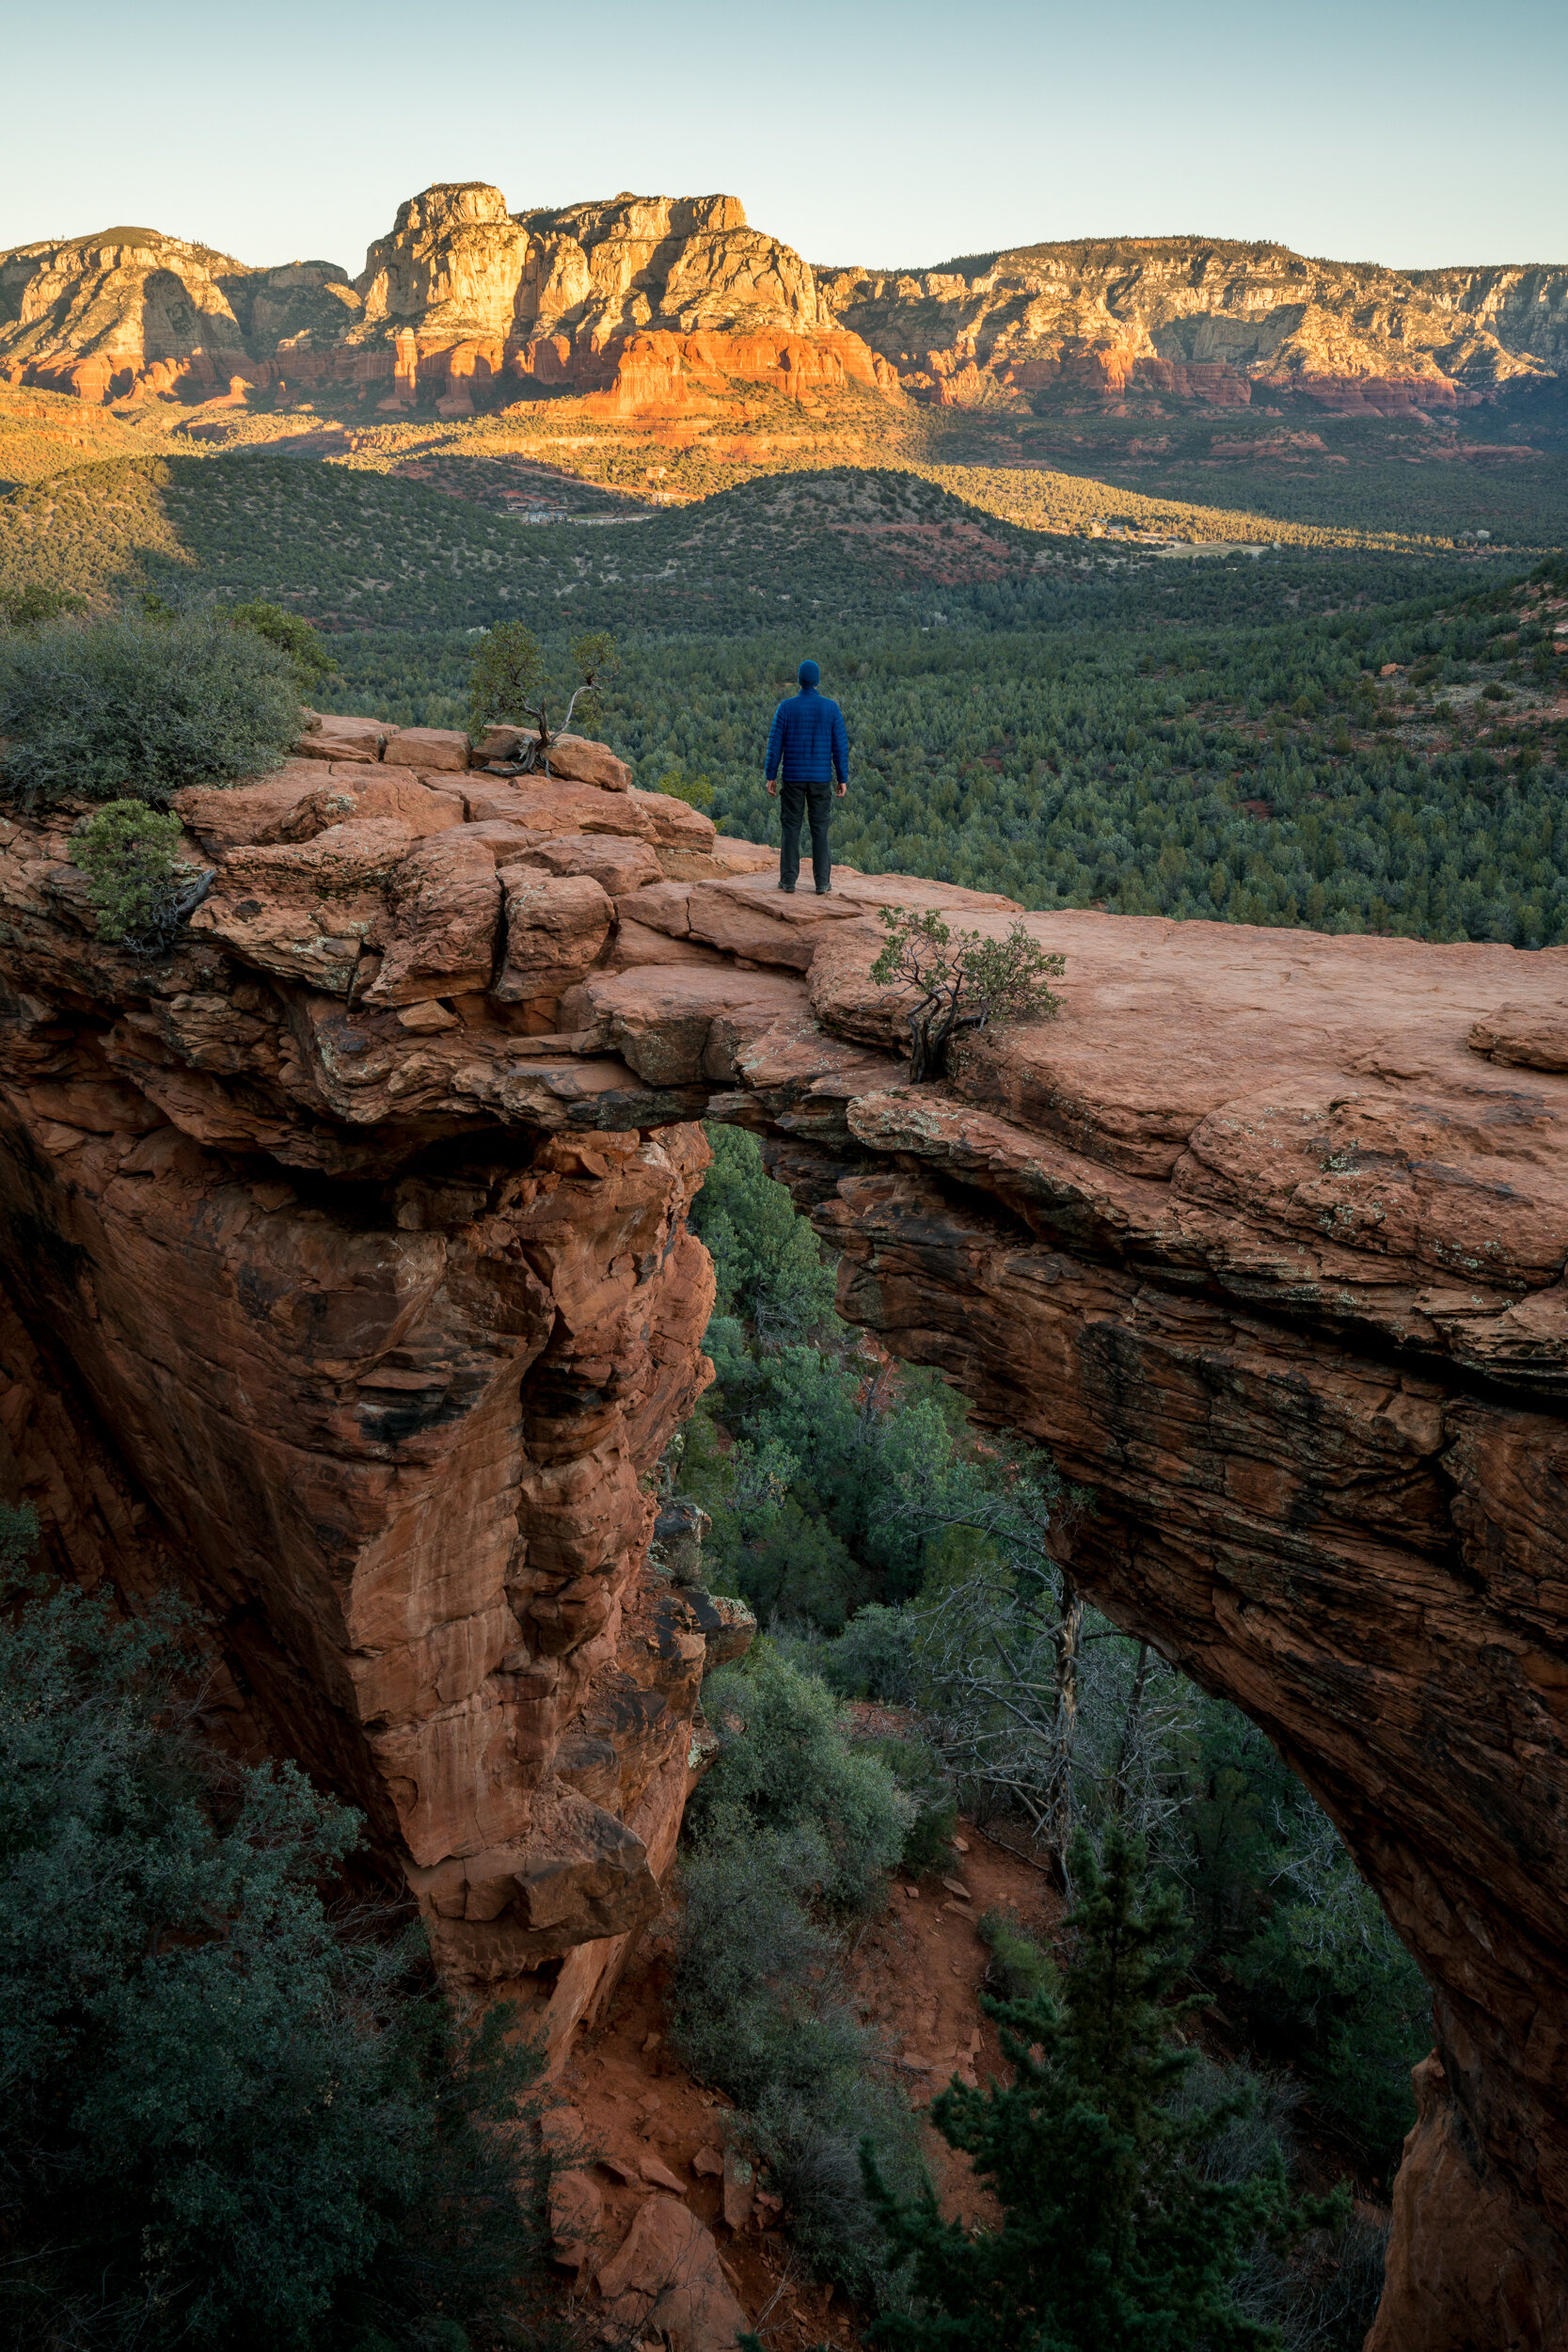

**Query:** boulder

left=173, top=762, right=339, bottom=850
left=1468, top=1005, right=1568, bottom=1073
left=721, top=2145, right=754, bottom=2232
left=596, top=2196, right=749, bottom=2352
left=601, top=919, right=731, bottom=974
left=493, top=869, right=614, bottom=1003
left=362, top=832, right=502, bottom=1007
left=506, top=831, right=662, bottom=897
left=273, top=773, right=466, bottom=846
left=294, top=713, right=392, bottom=764
left=688, top=1589, right=756, bottom=1668
left=578, top=966, right=808, bottom=1086
left=547, top=2168, right=603, bottom=2272
left=541, top=734, right=632, bottom=790
left=444, top=1786, right=661, bottom=1954
left=187, top=817, right=413, bottom=993
left=383, top=724, right=470, bottom=773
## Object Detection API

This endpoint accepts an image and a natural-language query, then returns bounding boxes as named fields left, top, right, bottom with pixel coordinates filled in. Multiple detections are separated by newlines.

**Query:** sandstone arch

left=0, top=741, right=1561, bottom=2347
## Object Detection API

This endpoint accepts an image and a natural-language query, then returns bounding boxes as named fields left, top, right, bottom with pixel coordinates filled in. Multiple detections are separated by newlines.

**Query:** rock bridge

left=0, top=715, right=1563, bottom=2349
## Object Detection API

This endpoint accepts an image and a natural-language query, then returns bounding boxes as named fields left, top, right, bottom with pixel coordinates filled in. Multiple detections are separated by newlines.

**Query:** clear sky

left=4, top=0, right=1564, bottom=277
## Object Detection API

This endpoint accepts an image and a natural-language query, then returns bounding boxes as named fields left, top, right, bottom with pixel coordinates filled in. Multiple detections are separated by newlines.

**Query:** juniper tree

left=466, top=624, right=617, bottom=768
left=865, top=1825, right=1336, bottom=2351
left=870, top=907, right=1064, bottom=1081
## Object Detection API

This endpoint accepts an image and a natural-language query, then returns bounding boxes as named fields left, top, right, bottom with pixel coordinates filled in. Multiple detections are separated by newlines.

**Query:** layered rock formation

left=816, top=236, right=1565, bottom=410
left=7, top=203, right=1561, bottom=421
left=1413, top=263, right=1568, bottom=373
left=0, top=229, right=259, bottom=405
left=0, top=186, right=898, bottom=417
left=1, top=727, right=1565, bottom=2346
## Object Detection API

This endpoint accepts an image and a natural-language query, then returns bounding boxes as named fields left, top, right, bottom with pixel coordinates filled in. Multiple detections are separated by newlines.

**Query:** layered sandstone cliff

left=0, top=186, right=898, bottom=417
left=0, top=730, right=1564, bottom=2346
left=6, top=204, right=1561, bottom=420
left=816, top=236, right=1564, bottom=410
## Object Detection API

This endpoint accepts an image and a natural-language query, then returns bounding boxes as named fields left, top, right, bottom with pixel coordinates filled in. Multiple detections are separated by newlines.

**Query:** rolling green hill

left=0, top=453, right=1079, bottom=630
left=9, top=435, right=1556, bottom=647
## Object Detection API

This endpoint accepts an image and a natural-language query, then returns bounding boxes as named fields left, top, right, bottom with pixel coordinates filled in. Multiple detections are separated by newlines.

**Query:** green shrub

left=71, top=799, right=205, bottom=953
left=0, top=1563, right=565, bottom=2351
left=692, top=1646, right=910, bottom=1914
left=976, top=1905, right=1056, bottom=2006
left=0, top=612, right=301, bottom=810
left=673, top=1657, right=922, bottom=2295
left=822, top=1602, right=919, bottom=1705
left=869, top=906, right=1065, bottom=1081
left=230, top=598, right=339, bottom=689
left=692, top=1123, right=837, bottom=1340
left=671, top=1820, right=925, bottom=2300
left=854, top=1732, right=958, bottom=1875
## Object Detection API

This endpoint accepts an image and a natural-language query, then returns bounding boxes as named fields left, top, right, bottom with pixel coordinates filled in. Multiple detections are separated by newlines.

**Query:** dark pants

left=779, top=778, right=833, bottom=890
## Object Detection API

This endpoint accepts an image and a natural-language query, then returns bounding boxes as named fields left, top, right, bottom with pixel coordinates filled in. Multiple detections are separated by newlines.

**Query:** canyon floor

left=557, top=1820, right=1053, bottom=2348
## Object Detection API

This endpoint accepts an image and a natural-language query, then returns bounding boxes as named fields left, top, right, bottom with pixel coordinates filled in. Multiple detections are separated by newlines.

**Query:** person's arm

left=765, top=705, right=784, bottom=798
left=832, top=704, right=848, bottom=797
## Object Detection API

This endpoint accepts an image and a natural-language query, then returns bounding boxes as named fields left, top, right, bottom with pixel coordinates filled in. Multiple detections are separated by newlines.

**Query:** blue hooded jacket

left=765, top=660, right=848, bottom=786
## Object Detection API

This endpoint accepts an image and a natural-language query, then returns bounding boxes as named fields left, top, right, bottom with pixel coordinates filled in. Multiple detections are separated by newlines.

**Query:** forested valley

left=322, top=526, right=1568, bottom=947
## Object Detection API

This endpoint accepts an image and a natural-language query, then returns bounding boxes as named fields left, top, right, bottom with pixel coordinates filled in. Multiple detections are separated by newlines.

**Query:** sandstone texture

left=816, top=235, right=1565, bottom=410
left=0, top=185, right=897, bottom=417
left=1, top=735, right=1565, bottom=2347
left=9, top=204, right=1556, bottom=420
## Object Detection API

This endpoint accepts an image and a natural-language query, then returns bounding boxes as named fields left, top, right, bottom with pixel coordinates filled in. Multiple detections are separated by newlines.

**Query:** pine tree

left=865, top=1825, right=1327, bottom=2351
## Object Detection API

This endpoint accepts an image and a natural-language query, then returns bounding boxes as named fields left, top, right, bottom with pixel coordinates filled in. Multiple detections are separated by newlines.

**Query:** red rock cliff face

left=1, top=745, right=1564, bottom=2348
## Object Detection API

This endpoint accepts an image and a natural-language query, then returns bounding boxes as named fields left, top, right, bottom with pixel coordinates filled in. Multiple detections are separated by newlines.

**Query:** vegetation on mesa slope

left=3, top=421, right=1563, bottom=642
left=3, top=450, right=1565, bottom=946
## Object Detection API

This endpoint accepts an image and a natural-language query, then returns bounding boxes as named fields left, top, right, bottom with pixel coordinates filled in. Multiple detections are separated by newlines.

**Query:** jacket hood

left=798, top=660, right=820, bottom=689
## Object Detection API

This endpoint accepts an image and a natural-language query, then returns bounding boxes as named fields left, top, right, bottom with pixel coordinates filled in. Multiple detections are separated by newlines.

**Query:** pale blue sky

left=4, top=0, right=1563, bottom=275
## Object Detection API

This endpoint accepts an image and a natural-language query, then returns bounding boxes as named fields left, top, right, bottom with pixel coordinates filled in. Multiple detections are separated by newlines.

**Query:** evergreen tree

left=865, top=1826, right=1329, bottom=2351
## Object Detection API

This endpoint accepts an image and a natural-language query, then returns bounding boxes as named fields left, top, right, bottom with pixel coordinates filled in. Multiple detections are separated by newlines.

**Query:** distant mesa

left=0, top=184, right=898, bottom=421
left=816, top=237, right=1568, bottom=416
left=0, top=194, right=1562, bottom=421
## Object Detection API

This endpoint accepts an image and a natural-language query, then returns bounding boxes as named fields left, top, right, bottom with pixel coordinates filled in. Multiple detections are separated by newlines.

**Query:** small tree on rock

left=870, top=907, right=1064, bottom=1082
left=466, top=624, right=617, bottom=771
left=71, top=800, right=213, bottom=956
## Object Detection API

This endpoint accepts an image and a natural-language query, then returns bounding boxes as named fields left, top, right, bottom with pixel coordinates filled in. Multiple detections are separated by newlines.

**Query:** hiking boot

left=778, top=882, right=796, bottom=894
left=816, top=883, right=833, bottom=896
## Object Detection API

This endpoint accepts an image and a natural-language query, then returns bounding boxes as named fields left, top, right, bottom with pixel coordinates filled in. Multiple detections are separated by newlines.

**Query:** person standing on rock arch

left=765, top=659, right=848, bottom=895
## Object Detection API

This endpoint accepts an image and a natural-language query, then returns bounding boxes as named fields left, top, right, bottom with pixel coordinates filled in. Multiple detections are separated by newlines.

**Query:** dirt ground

left=555, top=1821, right=1059, bottom=2348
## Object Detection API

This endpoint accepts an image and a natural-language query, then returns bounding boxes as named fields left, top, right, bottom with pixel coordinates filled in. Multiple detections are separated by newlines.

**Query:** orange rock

left=294, top=713, right=392, bottom=764
left=383, top=724, right=469, bottom=773
left=362, top=832, right=501, bottom=1007
left=540, top=734, right=633, bottom=792
left=493, top=869, right=614, bottom=1003
left=596, top=2195, right=749, bottom=2352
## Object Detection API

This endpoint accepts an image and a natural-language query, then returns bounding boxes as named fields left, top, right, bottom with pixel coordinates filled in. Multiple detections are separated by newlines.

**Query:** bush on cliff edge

left=0, top=1538, right=565, bottom=2352
left=0, top=611, right=301, bottom=810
